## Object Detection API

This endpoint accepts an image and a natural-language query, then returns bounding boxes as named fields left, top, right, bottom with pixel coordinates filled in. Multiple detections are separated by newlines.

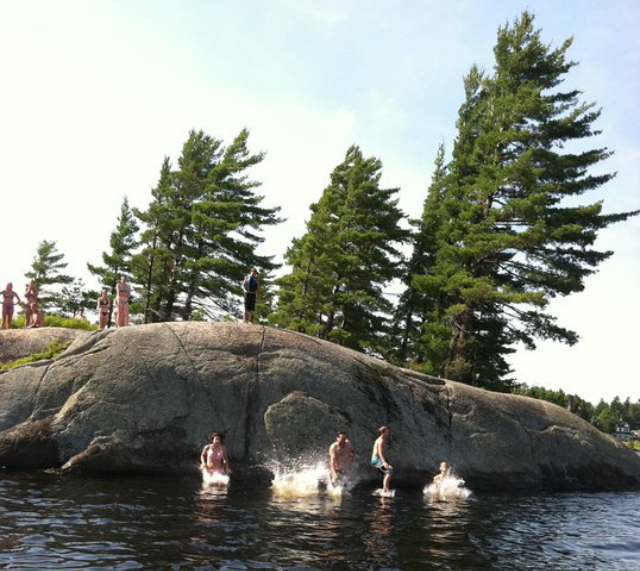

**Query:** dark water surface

left=0, top=471, right=638, bottom=570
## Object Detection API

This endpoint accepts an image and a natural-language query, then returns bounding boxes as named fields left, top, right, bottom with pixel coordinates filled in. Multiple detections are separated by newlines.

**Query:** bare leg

left=123, top=304, right=129, bottom=326
left=383, top=473, right=391, bottom=493
left=24, top=308, right=32, bottom=328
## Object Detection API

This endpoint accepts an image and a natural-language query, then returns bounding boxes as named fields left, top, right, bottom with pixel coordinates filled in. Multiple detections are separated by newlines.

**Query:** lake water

left=0, top=471, right=639, bottom=570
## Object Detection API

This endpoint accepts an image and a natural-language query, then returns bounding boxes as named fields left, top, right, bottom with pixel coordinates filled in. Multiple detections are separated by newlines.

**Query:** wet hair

left=379, top=425, right=389, bottom=435
left=211, top=431, right=225, bottom=443
left=337, top=430, right=347, bottom=437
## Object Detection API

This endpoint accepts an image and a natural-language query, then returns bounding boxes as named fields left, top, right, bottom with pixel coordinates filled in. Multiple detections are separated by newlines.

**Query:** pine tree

left=88, top=197, right=140, bottom=326
left=58, top=279, right=99, bottom=318
left=275, top=146, right=407, bottom=353
left=25, top=240, right=74, bottom=312
left=411, top=12, right=638, bottom=387
left=132, top=158, right=174, bottom=323
left=134, top=129, right=282, bottom=322
left=390, top=144, right=447, bottom=364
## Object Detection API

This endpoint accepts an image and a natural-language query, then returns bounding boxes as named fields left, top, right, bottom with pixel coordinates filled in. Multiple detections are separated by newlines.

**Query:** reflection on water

left=0, top=471, right=639, bottom=570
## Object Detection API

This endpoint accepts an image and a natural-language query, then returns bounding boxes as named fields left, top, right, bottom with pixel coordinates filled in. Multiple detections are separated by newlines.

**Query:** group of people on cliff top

left=200, top=425, right=450, bottom=495
left=1, top=282, right=44, bottom=330
left=1, top=267, right=261, bottom=331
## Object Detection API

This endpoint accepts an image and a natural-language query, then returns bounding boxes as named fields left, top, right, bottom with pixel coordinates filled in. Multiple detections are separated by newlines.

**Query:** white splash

left=373, top=488, right=396, bottom=498
left=201, top=467, right=230, bottom=487
left=424, top=473, right=471, bottom=500
left=271, top=462, right=329, bottom=498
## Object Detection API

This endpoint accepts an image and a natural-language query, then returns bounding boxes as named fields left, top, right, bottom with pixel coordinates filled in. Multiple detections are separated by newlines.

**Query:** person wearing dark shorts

left=243, top=268, right=260, bottom=323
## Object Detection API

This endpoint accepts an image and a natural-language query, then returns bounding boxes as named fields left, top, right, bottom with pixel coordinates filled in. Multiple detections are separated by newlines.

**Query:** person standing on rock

left=97, top=290, right=111, bottom=330
left=116, top=276, right=132, bottom=327
left=1, top=283, right=21, bottom=330
left=200, top=432, right=230, bottom=476
left=371, top=426, right=393, bottom=495
left=24, top=281, right=38, bottom=328
left=329, top=430, right=356, bottom=487
left=243, top=268, right=260, bottom=324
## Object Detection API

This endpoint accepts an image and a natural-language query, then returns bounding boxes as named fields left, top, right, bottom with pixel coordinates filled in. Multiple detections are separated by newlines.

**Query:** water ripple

left=0, top=473, right=638, bottom=570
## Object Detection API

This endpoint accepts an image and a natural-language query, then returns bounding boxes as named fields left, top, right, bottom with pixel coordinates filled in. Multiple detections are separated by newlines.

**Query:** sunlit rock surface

left=0, top=323, right=638, bottom=491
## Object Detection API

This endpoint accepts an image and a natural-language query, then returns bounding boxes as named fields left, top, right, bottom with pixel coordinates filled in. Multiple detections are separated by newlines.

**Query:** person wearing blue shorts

left=371, top=425, right=393, bottom=494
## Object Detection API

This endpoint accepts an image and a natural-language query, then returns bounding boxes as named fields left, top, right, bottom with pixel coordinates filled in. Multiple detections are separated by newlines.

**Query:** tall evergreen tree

left=88, top=197, right=140, bottom=326
left=132, top=157, right=174, bottom=323
left=411, top=12, right=638, bottom=388
left=25, top=240, right=74, bottom=312
left=133, top=129, right=282, bottom=322
left=275, top=146, right=407, bottom=353
left=389, top=144, right=447, bottom=363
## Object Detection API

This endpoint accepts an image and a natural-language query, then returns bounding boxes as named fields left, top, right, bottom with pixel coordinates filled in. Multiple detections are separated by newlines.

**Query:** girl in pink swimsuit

left=200, top=432, right=230, bottom=475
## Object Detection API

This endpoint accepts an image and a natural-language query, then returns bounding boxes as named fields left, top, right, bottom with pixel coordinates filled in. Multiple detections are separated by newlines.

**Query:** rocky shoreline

left=0, top=323, right=639, bottom=491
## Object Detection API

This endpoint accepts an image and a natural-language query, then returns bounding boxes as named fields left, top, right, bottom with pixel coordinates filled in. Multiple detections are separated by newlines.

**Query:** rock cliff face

left=0, top=323, right=638, bottom=491
left=0, top=327, right=88, bottom=363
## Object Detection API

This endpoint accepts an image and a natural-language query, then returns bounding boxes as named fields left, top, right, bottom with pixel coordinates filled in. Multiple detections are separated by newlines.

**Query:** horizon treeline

left=21, top=12, right=637, bottom=395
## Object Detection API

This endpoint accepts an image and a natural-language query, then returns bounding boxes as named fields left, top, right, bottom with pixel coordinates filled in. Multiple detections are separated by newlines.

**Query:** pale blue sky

left=1, top=0, right=638, bottom=402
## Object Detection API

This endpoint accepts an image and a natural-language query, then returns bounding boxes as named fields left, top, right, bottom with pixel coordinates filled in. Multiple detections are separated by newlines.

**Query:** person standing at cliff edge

left=116, top=276, right=132, bottom=327
left=1, top=283, right=21, bottom=330
left=243, top=268, right=260, bottom=324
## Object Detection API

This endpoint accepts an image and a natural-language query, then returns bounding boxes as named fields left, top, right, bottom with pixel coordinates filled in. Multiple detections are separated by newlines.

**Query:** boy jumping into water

left=432, top=461, right=449, bottom=489
left=371, top=425, right=393, bottom=494
left=329, top=430, right=356, bottom=486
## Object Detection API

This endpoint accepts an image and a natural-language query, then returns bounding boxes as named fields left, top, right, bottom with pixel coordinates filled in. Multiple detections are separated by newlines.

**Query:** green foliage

left=24, top=240, right=74, bottom=312
left=133, top=129, right=282, bottom=323
left=88, top=197, right=140, bottom=326
left=274, top=145, right=407, bottom=353
left=0, top=340, right=72, bottom=371
left=58, top=279, right=100, bottom=318
left=405, top=11, right=638, bottom=388
left=389, top=144, right=447, bottom=364
left=514, top=384, right=640, bottom=434
left=12, top=315, right=98, bottom=331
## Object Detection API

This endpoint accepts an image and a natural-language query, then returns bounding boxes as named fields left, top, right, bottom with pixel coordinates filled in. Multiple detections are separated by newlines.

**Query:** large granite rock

left=0, top=323, right=638, bottom=491
left=0, top=327, right=89, bottom=364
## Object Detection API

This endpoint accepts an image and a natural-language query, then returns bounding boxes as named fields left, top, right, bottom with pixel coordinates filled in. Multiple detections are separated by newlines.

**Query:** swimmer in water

left=432, top=461, right=449, bottom=489
left=371, top=425, right=393, bottom=494
left=329, top=430, right=356, bottom=487
left=200, top=432, right=230, bottom=476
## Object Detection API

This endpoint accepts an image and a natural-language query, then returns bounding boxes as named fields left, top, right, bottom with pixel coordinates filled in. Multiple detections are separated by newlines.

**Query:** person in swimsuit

left=116, top=277, right=132, bottom=327
left=27, top=301, right=45, bottom=328
left=371, top=425, right=393, bottom=494
left=97, top=290, right=111, bottom=330
left=24, top=282, right=38, bottom=328
left=1, top=283, right=21, bottom=330
left=243, top=268, right=260, bottom=324
left=200, top=432, right=230, bottom=475
left=329, top=430, right=356, bottom=486
left=432, top=461, right=449, bottom=490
